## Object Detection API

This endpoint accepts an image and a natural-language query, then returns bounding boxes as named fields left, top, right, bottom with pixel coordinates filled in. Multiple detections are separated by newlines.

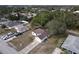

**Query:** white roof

left=73, top=11, right=79, bottom=13
left=14, top=25, right=26, bottom=33
left=21, top=21, right=28, bottom=24
left=61, top=35, right=79, bottom=53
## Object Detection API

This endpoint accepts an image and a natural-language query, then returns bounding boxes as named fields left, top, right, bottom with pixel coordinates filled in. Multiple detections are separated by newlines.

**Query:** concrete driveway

left=52, top=48, right=63, bottom=54
left=19, top=40, right=41, bottom=54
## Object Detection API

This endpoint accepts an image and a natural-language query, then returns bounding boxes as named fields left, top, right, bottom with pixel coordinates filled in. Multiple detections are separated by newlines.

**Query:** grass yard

left=29, top=34, right=67, bottom=54
left=8, top=30, right=33, bottom=51
left=0, top=28, right=16, bottom=35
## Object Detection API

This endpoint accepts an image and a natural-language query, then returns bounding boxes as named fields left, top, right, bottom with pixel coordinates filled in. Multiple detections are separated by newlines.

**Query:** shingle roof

left=5, top=21, right=23, bottom=27
left=34, top=28, right=48, bottom=39
left=61, top=35, right=79, bottom=53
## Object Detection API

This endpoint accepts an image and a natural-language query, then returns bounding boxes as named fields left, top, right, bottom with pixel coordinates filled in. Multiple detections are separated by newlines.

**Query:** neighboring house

left=73, top=11, right=79, bottom=14
left=19, top=12, right=28, bottom=16
left=32, top=28, right=48, bottom=42
left=0, top=17, right=29, bottom=33
left=5, top=21, right=29, bottom=33
left=32, top=13, right=37, bottom=17
left=60, top=8, right=71, bottom=11
left=14, top=24, right=27, bottom=33
left=0, top=18, right=10, bottom=25
left=60, top=8, right=66, bottom=11
left=27, top=12, right=37, bottom=18
left=52, top=6, right=73, bottom=11
left=51, top=10, right=56, bottom=12
left=11, top=12, right=18, bottom=17
left=19, top=12, right=34, bottom=20
left=27, top=12, right=32, bottom=19
left=61, top=35, right=79, bottom=54
left=19, top=13, right=27, bottom=16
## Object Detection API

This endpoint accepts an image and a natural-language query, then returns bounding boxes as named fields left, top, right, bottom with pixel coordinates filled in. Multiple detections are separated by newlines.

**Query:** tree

left=20, top=15, right=27, bottom=20
left=46, top=20, right=67, bottom=35
left=8, top=15, right=18, bottom=21
left=46, top=10, right=79, bottom=35
left=0, top=7, right=13, bottom=15
left=72, top=6, right=79, bottom=11
left=1, top=24, right=7, bottom=28
left=8, top=13, right=20, bottom=21
left=64, top=12, right=76, bottom=29
left=31, top=11, right=52, bottom=27
left=50, top=10, right=77, bottom=29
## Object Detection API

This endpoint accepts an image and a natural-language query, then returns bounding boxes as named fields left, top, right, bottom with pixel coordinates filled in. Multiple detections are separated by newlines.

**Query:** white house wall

left=42, top=36, right=47, bottom=41
left=32, top=32, right=37, bottom=36
left=34, top=37, right=42, bottom=43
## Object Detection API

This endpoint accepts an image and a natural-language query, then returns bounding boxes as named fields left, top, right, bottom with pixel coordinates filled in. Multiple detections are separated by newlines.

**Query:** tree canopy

left=46, top=10, right=79, bottom=35
left=46, top=20, right=67, bottom=35
left=31, top=11, right=53, bottom=27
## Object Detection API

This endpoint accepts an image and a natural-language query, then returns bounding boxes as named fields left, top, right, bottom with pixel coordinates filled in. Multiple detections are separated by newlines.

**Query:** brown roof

left=34, top=28, right=48, bottom=39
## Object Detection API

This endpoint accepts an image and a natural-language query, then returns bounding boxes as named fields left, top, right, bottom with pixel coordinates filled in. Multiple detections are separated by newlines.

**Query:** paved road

left=19, top=40, right=41, bottom=54
left=0, top=35, right=41, bottom=54
left=0, top=36, right=18, bottom=54
left=0, top=42, right=18, bottom=54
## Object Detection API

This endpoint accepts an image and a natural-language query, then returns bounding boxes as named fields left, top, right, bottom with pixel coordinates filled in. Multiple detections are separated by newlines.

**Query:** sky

left=0, top=0, right=79, bottom=5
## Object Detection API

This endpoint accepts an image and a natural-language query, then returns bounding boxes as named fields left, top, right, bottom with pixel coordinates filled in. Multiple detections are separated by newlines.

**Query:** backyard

left=0, top=28, right=16, bottom=35
left=29, top=34, right=67, bottom=54
left=8, top=30, right=33, bottom=51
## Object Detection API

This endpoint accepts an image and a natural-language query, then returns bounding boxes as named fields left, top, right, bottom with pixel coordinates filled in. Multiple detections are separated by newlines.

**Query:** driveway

left=19, top=40, right=41, bottom=54
left=52, top=48, right=63, bottom=54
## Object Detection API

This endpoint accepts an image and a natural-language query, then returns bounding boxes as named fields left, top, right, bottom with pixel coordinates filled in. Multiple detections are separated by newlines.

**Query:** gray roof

left=61, top=35, right=79, bottom=53
left=5, top=21, right=23, bottom=27
left=34, top=28, right=48, bottom=39
left=0, top=18, right=10, bottom=25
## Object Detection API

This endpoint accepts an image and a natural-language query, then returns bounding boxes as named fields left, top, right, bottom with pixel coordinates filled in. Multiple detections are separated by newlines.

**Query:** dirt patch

left=0, top=28, right=16, bottom=35
left=8, top=30, right=33, bottom=51
left=29, top=36, right=60, bottom=54
left=29, top=34, right=67, bottom=54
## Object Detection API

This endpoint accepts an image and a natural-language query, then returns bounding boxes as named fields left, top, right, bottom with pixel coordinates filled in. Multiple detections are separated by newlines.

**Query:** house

left=61, top=35, right=79, bottom=54
left=31, top=13, right=37, bottom=17
left=5, top=21, right=29, bottom=33
left=32, top=28, right=48, bottom=42
left=0, top=18, right=10, bottom=25
left=14, top=24, right=27, bottom=33
left=73, top=11, right=79, bottom=14
left=0, top=18, right=29, bottom=33
left=60, top=8, right=66, bottom=11
left=27, top=12, right=32, bottom=19
left=11, top=12, right=18, bottom=17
